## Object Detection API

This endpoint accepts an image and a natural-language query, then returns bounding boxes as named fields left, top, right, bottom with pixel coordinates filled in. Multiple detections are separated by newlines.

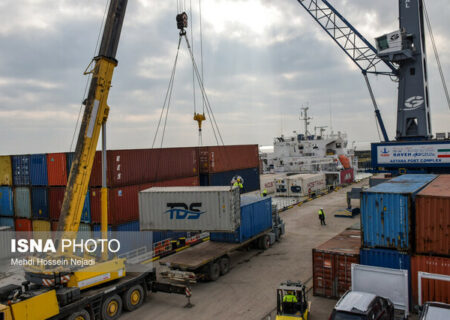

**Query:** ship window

left=280, top=160, right=284, bottom=165
left=336, top=143, right=342, bottom=148
left=410, top=68, right=415, bottom=75
left=298, top=145, right=304, bottom=150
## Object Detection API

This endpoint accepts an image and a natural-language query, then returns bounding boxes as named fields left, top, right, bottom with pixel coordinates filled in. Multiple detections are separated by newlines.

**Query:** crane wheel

left=102, top=294, right=122, bottom=320
left=208, top=262, right=220, bottom=281
left=219, top=256, right=230, bottom=275
left=123, top=284, right=145, bottom=311
left=67, top=309, right=90, bottom=320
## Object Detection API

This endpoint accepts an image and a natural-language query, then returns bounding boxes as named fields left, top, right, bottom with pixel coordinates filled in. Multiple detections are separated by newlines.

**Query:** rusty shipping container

left=90, top=176, right=200, bottom=225
left=313, top=229, right=361, bottom=298
left=415, top=175, right=450, bottom=256
left=47, top=153, right=68, bottom=186
left=411, top=255, right=450, bottom=305
left=199, top=145, right=259, bottom=174
left=0, top=156, right=12, bottom=186
left=89, top=147, right=199, bottom=187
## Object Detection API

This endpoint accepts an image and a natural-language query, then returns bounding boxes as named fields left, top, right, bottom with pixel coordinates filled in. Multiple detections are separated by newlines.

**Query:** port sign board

left=372, top=141, right=450, bottom=168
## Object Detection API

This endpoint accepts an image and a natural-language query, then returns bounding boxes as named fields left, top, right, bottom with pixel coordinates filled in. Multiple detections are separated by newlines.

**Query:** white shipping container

left=275, top=173, right=326, bottom=197
left=288, top=173, right=326, bottom=197
left=139, top=186, right=241, bottom=232
left=260, top=173, right=286, bottom=194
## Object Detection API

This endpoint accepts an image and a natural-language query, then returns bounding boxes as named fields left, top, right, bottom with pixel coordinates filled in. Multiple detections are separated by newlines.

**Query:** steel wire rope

left=69, top=0, right=110, bottom=152
left=424, top=1, right=450, bottom=111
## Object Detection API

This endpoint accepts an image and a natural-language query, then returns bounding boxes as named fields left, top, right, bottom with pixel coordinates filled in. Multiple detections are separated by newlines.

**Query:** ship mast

left=300, top=106, right=312, bottom=138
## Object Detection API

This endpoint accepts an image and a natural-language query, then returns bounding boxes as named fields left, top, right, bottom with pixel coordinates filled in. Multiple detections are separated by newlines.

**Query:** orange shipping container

left=411, top=255, right=450, bottom=305
left=199, top=145, right=259, bottom=174
left=47, top=153, right=67, bottom=186
left=313, top=229, right=361, bottom=298
left=415, top=174, right=450, bottom=256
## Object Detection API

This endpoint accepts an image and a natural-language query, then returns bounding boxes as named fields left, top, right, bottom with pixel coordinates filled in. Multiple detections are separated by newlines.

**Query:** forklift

left=276, top=281, right=311, bottom=320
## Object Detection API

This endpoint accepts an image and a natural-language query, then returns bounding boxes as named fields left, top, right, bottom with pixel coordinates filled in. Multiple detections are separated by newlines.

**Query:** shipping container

left=411, top=255, right=450, bottom=305
left=91, top=176, right=200, bottom=225
left=210, top=196, right=272, bottom=243
left=0, top=226, right=13, bottom=260
left=0, top=156, right=12, bottom=186
left=13, top=187, right=31, bottom=218
left=31, top=187, right=49, bottom=219
left=203, top=167, right=260, bottom=193
left=260, top=173, right=286, bottom=194
left=369, top=176, right=391, bottom=187
left=12, top=155, right=30, bottom=185
left=32, top=220, right=51, bottom=232
left=47, top=153, right=67, bottom=186
left=198, top=145, right=259, bottom=174
left=415, top=175, right=450, bottom=256
left=359, top=248, right=411, bottom=304
left=77, top=223, right=92, bottom=243
left=275, top=173, right=326, bottom=197
left=0, top=217, right=15, bottom=229
left=361, top=174, right=436, bottom=251
left=313, top=229, right=361, bottom=298
left=0, top=187, right=14, bottom=216
left=49, top=187, right=90, bottom=223
left=139, top=186, right=240, bottom=232
left=90, top=147, right=199, bottom=187
left=30, top=154, right=48, bottom=186
left=339, top=168, right=354, bottom=185
left=15, top=218, right=32, bottom=233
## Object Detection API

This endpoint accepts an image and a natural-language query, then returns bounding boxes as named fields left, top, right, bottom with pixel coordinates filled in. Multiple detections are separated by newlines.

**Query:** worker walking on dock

left=318, top=208, right=326, bottom=226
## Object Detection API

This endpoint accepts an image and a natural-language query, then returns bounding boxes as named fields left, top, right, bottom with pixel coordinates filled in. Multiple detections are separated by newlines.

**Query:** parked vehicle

left=418, top=302, right=450, bottom=320
left=329, top=291, right=394, bottom=320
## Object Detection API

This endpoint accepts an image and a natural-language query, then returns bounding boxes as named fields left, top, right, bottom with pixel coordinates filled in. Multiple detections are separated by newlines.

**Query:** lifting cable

left=423, top=1, right=450, bottom=111
left=152, top=5, right=224, bottom=148
left=69, top=0, right=110, bottom=151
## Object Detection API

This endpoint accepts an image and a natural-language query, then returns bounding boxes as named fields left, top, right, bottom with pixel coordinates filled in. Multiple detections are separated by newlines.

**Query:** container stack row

left=360, top=174, right=449, bottom=306
left=0, top=145, right=260, bottom=254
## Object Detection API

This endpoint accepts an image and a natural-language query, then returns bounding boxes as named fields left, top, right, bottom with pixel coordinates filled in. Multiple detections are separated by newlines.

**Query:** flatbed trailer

left=0, top=269, right=190, bottom=320
left=161, top=218, right=285, bottom=281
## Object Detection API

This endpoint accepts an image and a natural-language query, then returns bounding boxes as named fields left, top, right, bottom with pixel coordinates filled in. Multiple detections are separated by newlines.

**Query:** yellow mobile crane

left=0, top=1, right=191, bottom=319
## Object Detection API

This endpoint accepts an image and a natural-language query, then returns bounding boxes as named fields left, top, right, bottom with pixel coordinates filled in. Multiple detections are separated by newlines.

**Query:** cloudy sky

left=0, top=0, right=449, bottom=155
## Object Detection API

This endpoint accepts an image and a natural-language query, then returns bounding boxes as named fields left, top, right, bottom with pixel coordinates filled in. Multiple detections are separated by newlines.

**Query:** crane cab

left=276, top=281, right=310, bottom=320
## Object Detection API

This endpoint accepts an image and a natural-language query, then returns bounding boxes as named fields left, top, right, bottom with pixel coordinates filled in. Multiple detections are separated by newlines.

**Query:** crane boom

left=296, top=0, right=397, bottom=76
left=57, top=0, right=128, bottom=236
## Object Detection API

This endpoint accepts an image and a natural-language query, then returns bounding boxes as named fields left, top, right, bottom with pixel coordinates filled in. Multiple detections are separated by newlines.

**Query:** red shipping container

left=90, top=147, right=199, bottom=187
left=48, top=187, right=66, bottom=221
left=411, top=255, right=450, bottom=305
left=47, top=153, right=68, bottom=186
left=15, top=218, right=32, bottom=240
left=199, top=145, right=259, bottom=174
left=340, top=168, right=354, bottom=184
left=90, top=176, right=200, bottom=225
left=313, top=229, right=361, bottom=298
left=415, top=175, right=450, bottom=256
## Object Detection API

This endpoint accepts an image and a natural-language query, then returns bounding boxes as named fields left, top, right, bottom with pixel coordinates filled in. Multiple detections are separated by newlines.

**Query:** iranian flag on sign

left=437, top=149, right=450, bottom=158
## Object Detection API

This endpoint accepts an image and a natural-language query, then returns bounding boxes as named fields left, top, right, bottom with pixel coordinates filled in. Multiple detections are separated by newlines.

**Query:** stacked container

left=199, top=145, right=260, bottom=193
left=359, top=174, right=450, bottom=306
left=313, top=228, right=361, bottom=298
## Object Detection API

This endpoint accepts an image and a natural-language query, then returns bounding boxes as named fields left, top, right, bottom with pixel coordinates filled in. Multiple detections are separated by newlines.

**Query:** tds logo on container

left=165, top=203, right=204, bottom=220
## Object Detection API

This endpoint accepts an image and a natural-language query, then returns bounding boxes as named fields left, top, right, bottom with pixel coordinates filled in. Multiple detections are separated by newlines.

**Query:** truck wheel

left=67, top=309, right=90, bottom=320
left=219, top=256, right=230, bottom=275
left=123, top=284, right=144, bottom=311
left=208, top=262, right=220, bottom=281
left=259, top=235, right=271, bottom=250
left=102, top=294, right=122, bottom=320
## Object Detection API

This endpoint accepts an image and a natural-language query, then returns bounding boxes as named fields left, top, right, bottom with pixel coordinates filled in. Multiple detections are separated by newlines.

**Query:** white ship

left=260, top=107, right=357, bottom=188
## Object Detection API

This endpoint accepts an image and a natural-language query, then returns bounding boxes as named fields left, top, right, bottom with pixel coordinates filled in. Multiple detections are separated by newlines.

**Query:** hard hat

left=320, top=207, right=323, bottom=210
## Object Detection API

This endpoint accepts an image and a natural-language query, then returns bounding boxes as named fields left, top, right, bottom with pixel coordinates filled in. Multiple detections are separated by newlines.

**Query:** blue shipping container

left=114, top=221, right=153, bottom=254
left=0, top=187, right=14, bottom=216
left=204, top=167, right=260, bottom=193
left=31, top=187, right=49, bottom=219
left=12, top=155, right=30, bottom=186
left=361, top=174, right=436, bottom=251
left=0, top=217, right=14, bottom=229
left=81, top=190, right=91, bottom=223
left=210, top=196, right=272, bottom=243
left=30, top=154, right=48, bottom=186
left=14, top=187, right=32, bottom=218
